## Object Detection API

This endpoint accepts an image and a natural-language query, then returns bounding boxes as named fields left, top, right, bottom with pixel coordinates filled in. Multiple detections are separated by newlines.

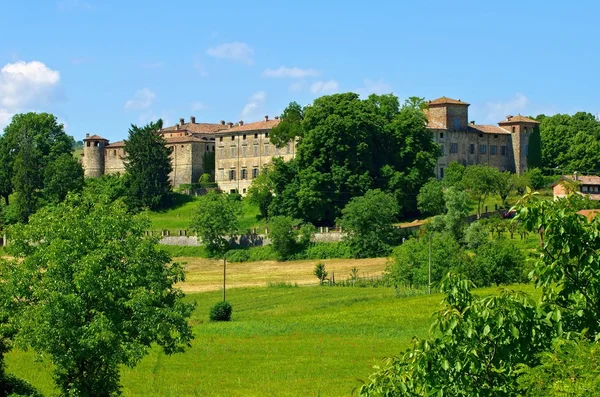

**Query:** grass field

left=4, top=278, right=537, bottom=396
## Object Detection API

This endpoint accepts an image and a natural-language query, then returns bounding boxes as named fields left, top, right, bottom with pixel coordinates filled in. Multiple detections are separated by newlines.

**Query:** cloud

left=263, top=66, right=320, bottom=78
left=482, top=93, right=530, bottom=123
left=193, top=60, right=209, bottom=77
left=241, top=91, right=266, bottom=118
left=192, top=102, right=208, bottom=111
left=0, top=60, right=62, bottom=128
left=206, top=42, right=254, bottom=65
left=310, top=80, right=339, bottom=95
left=124, top=88, right=156, bottom=110
left=355, top=78, right=392, bottom=98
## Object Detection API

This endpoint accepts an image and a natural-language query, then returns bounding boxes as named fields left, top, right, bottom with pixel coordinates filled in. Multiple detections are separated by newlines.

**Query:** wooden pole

left=428, top=234, right=432, bottom=295
left=223, top=254, right=227, bottom=302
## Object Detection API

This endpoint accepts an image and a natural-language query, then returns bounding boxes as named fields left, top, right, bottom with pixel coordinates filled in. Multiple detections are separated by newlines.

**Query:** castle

left=82, top=96, right=538, bottom=191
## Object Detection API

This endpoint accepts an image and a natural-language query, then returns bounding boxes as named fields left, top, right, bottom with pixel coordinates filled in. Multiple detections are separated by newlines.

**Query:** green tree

left=247, top=168, right=273, bottom=220
left=462, top=165, right=499, bottom=217
left=0, top=112, right=74, bottom=205
left=270, top=101, right=304, bottom=148
left=468, top=239, right=526, bottom=287
left=525, top=168, right=545, bottom=190
left=4, top=196, right=194, bottom=396
left=82, top=174, right=127, bottom=204
left=527, top=125, right=542, bottom=169
left=268, top=216, right=314, bottom=260
left=417, top=178, right=445, bottom=216
left=190, top=191, right=241, bottom=255
left=463, top=221, right=490, bottom=250
left=11, top=131, right=39, bottom=223
left=43, top=153, right=85, bottom=203
left=202, top=151, right=215, bottom=178
left=443, top=161, right=466, bottom=188
left=123, top=119, right=172, bottom=210
left=495, top=171, right=515, bottom=206
left=338, top=189, right=399, bottom=258
left=443, top=187, right=471, bottom=241
left=313, top=263, right=328, bottom=285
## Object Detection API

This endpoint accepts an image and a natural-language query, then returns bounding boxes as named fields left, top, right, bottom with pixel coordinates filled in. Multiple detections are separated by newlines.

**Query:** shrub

left=0, top=373, right=43, bottom=397
left=209, top=301, right=232, bottom=321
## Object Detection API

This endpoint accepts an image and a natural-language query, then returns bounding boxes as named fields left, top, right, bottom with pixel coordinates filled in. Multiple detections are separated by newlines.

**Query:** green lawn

left=5, top=283, right=536, bottom=397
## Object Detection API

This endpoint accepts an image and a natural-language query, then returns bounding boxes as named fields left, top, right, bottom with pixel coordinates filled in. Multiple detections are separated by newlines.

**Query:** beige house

left=553, top=174, right=600, bottom=201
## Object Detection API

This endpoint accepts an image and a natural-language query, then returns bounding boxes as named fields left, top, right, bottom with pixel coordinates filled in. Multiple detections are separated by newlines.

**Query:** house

left=552, top=173, right=600, bottom=200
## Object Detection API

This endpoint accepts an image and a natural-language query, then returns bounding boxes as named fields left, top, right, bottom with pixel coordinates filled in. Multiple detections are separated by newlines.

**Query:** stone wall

left=104, top=147, right=126, bottom=174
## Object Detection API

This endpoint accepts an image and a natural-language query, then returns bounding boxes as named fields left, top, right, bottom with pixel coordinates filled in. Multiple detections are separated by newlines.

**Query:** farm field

left=4, top=281, right=537, bottom=396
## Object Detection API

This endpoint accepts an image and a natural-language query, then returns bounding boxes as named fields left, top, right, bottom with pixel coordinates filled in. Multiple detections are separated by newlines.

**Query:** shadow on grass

left=154, top=193, right=197, bottom=213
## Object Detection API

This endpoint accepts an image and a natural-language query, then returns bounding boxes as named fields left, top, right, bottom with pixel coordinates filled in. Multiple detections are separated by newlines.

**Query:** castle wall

left=104, top=147, right=126, bottom=174
left=509, top=124, right=533, bottom=175
left=168, top=141, right=213, bottom=186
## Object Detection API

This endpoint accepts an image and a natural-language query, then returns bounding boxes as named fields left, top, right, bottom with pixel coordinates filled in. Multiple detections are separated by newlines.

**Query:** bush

left=209, top=301, right=232, bottom=321
left=0, top=373, right=43, bottom=397
left=463, top=239, right=527, bottom=287
left=293, top=242, right=353, bottom=260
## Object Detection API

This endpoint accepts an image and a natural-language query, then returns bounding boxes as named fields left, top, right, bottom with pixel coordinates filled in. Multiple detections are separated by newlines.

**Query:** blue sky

left=1, top=0, right=599, bottom=142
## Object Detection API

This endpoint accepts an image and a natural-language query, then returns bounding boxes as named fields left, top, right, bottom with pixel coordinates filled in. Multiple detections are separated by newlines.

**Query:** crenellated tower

left=82, top=133, right=109, bottom=177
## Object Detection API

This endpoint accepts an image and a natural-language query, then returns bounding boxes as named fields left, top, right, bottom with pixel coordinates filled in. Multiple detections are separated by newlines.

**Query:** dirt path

left=177, top=257, right=389, bottom=293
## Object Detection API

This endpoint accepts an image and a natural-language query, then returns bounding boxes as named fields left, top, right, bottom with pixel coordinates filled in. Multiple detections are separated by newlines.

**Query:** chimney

left=506, top=115, right=513, bottom=121
left=190, top=116, right=196, bottom=124
left=175, top=124, right=180, bottom=130
left=228, top=122, right=233, bottom=129
left=264, top=115, right=269, bottom=121
left=275, top=116, right=280, bottom=120
left=179, top=118, right=185, bottom=125
left=220, top=120, right=225, bottom=125
left=470, top=120, right=475, bottom=125
left=85, top=133, right=90, bottom=138
left=574, top=171, right=579, bottom=181
left=239, top=120, right=244, bottom=126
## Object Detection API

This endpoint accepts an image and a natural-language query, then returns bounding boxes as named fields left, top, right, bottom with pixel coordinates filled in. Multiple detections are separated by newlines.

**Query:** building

left=426, top=97, right=539, bottom=178
left=81, top=96, right=538, bottom=192
left=552, top=173, right=600, bottom=201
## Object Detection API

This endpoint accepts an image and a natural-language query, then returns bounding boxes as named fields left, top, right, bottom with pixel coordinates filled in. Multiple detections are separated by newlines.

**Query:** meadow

left=5, top=256, right=536, bottom=396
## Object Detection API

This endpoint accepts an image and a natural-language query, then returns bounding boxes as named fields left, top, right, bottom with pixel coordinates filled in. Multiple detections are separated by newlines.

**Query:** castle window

left=582, top=186, right=589, bottom=192
left=229, top=169, right=236, bottom=181
left=440, top=144, right=445, bottom=154
left=252, top=168, right=259, bottom=179
left=255, top=133, right=258, bottom=139
left=265, top=132, right=269, bottom=138
left=231, top=136, right=235, bottom=141
left=512, top=127, right=516, bottom=133
left=454, top=117, right=460, bottom=130
left=480, top=144, right=487, bottom=154
left=242, top=146, right=247, bottom=157
left=87, top=141, right=91, bottom=147
left=524, top=127, right=528, bottom=134
left=231, top=147, right=236, bottom=157
left=450, top=143, right=458, bottom=154
left=241, top=169, right=248, bottom=180
left=218, top=169, right=224, bottom=181
left=212, top=145, right=215, bottom=151
left=254, top=145, right=258, bottom=156
left=501, top=145, right=507, bottom=156
left=440, top=167, right=444, bottom=178
left=469, top=144, right=475, bottom=154
left=440, top=132, right=444, bottom=139
left=181, top=145, right=184, bottom=148
left=243, top=134, right=246, bottom=140
left=494, top=135, right=498, bottom=139
left=219, top=137, right=223, bottom=142
left=264, top=144, right=269, bottom=155
left=490, top=145, right=497, bottom=155
left=94, top=141, right=99, bottom=147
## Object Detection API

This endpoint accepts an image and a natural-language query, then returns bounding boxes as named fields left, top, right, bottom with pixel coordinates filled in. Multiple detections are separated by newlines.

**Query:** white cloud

left=355, top=78, right=392, bottom=98
left=483, top=93, right=530, bottom=123
left=0, top=60, right=62, bottom=128
left=124, top=88, right=156, bottom=110
left=206, top=42, right=254, bottom=65
left=192, top=102, right=208, bottom=111
left=310, top=80, right=339, bottom=95
left=241, top=91, right=266, bottom=118
left=263, top=66, right=320, bottom=78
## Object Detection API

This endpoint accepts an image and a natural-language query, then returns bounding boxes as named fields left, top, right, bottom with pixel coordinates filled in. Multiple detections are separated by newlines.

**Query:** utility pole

left=428, top=234, right=432, bottom=295
left=223, top=253, right=227, bottom=302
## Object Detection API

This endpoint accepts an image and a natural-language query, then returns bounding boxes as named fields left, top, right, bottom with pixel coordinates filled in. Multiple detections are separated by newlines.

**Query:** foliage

left=462, top=165, right=499, bottom=217
left=517, top=337, right=600, bottom=396
left=443, top=187, right=471, bottom=241
left=82, top=173, right=127, bottom=204
left=11, top=131, right=38, bottom=223
left=0, top=373, right=42, bottom=397
left=202, top=151, right=215, bottom=177
left=463, top=221, right=490, bottom=250
left=3, top=195, right=194, bottom=396
left=359, top=273, right=555, bottom=396
left=443, top=162, right=466, bottom=188
left=190, top=191, right=241, bottom=255
left=198, top=173, right=213, bottom=187
left=525, top=168, right=545, bottom=190
left=247, top=168, right=273, bottom=220
left=314, top=263, right=328, bottom=285
left=495, top=171, right=515, bottom=206
left=43, top=153, right=84, bottom=203
left=0, top=112, right=74, bottom=206
left=468, top=239, right=527, bottom=287
left=209, top=301, right=233, bottom=322
left=269, top=93, right=439, bottom=225
left=268, top=216, right=314, bottom=260
left=269, top=101, right=304, bottom=148
left=527, top=125, right=542, bottom=169
left=386, top=232, right=467, bottom=288
left=124, top=119, right=173, bottom=210
left=416, top=178, right=445, bottom=216
left=338, top=189, right=399, bottom=258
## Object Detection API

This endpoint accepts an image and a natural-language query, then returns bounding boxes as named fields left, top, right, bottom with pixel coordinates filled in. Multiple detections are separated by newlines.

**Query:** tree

left=360, top=273, right=556, bottom=396
left=338, top=189, right=399, bottom=258
left=443, top=187, right=471, bottom=241
left=11, top=131, right=39, bottom=223
left=314, top=263, right=328, bottom=285
left=270, top=101, right=304, bottom=148
left=469, top=239, right=526, bottom=287
left=190, top=191, right=241, bottom=255
left=268, top=216, right=314, bottom=260
left=495, top=171, right=515, bottom=206
left=247, top=168, right=273, bottom=220
left=4, top=195, right=194, bottom=396
left=462, top=165, right=499, bottom=217
left=0, top=112, right=74, bottom=205
left=463, top=221, right=490, bottom=250
left=417, top=178, right=445, bottom=216
left=82, top=173, right=127, bottom=204
left=443, top=162, right=466, bottom=188
left=527, top=125, right=542, bottom=169
left=123, top=119, right=172, bottom=210
left=525, top=168, right=545, bottom=190
left=43, top=153, right=84, bottom=203
left=202, top=151, right=215, bottom=178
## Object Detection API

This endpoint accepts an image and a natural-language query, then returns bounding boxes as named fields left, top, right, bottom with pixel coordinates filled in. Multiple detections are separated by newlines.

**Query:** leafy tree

left=43, top=153, right=84, bottom=203
left=443, top=161, right=466, bottom=188
left=4, top=195, right=194, bottom=396
left=11, top=131, right=39, bottom=223
left=247, top=168, right=273, bottom=220
left=417, top=178, right=445, bottom=216
left=314, top=263, right=328, bottom=285
left=525, top=168, right=545, bottom=190
left=123, top=119, right=172, bottom=210
left=360, top=274, right=556, bottom=396
left=268, top=216, right=314, bottom=260
left=443, top=187, right=471, bottom=241
left=527, top=125, right=542, bottom=169
left=463, top=221, right=490, bottom=250
left=270, top=101, right=304, bottom=148
left=0, top=112, right=74, bottom=205
left=190, top=191, right=241, bottom=255
left=338, top=189, right=399, bottom=258
left=267, top=157, right=302, bottom=220
left=468, top=239, right=526, bottom=287
left=82, top=173, right=127, bottom=204
left=495, top=171, right=515, bottom=206
left=198, top=173, right=213, bottom=187
left=202, top=151, right=215, bottom=178
left=462, top=165, right=499, bottom=217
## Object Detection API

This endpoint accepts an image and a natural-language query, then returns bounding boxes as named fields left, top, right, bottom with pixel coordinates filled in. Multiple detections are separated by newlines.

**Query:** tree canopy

left=190, top=191, right=241, bottom=255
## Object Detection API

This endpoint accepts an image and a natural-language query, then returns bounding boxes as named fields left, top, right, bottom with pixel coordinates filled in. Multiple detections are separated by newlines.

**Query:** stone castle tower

left=82, top=133, right=109, bottom=177
left=498, top=115, right=539, bottom=174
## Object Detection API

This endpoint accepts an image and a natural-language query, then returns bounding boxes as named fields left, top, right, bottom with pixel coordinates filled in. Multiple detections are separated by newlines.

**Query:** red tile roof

left=468, top=124, right=511, bottom=134
left=84, top=134, right=108, bottom=141
left=161, top=122, right=226, bottom=134
left=165, top=136, right=212, bottom=144
left=428, top=96, right=470, bottom=106
left=498, top=115, right=540, bottom=124
left=217, top=118, right=281, bottom=133
left=106, top=140, right=125, bottom=148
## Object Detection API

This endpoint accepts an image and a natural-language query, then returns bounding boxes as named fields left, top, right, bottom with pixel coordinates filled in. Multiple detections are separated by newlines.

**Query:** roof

left=552, top=175, right=600, bottom=187
left=498, top=115, right=540, bottom=124
left=164, top=136, right=212, bottom=144
left=161, top=122, right=226, bottom=134
left=106, top=140, right=125, bottom=148
left=468, top=124, right=511, bottom=134
left=216, top=118, right=281, bottom=134
left=428, top=96, right=470, bottom=106
left=84, top=134, right=108, bottom=141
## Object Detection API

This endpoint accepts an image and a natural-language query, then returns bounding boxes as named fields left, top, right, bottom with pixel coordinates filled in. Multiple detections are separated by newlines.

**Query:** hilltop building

left=81, top=96, right=538, bottom=192
left=552, top=173, right=600, bottom=201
